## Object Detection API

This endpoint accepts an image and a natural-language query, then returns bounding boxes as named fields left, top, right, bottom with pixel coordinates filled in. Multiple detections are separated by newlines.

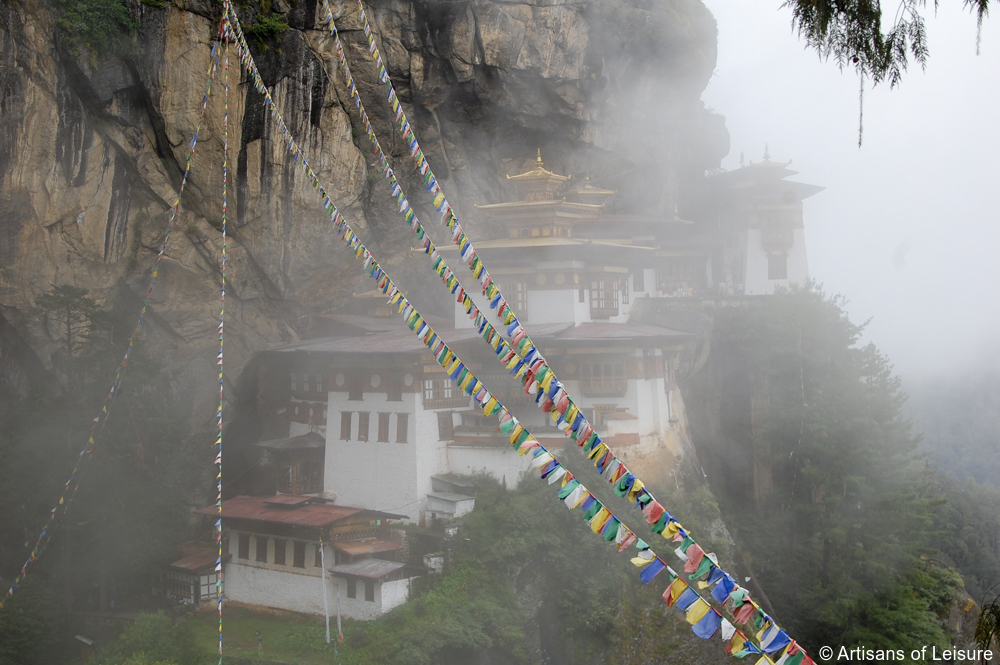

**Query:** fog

left=702, top=0, right=1000, bottom=380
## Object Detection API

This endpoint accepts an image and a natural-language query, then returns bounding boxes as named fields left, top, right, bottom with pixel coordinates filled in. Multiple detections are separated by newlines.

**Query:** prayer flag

left=692, top=610, right=723, bottom=640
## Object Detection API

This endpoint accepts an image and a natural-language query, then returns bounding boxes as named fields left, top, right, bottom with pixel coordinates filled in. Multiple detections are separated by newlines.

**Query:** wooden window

left=274, top=539, right=286, bottom=566
left=313, top=373, right=325, bottom=394
left=498, top=279, right=528, bottom=319
left=238, top=533, right=250, bottom=560
left=422, top=377, right=465, bottom=408
left=386, top=374, right=403, bottom=401
left=579, top=359, right=627, bottom=397
left=396, top=413, right=409, bottom=443
left=348, top=373, right=363, bottom=401
left=314, top=544, right=323, bottom=568
left=290, top=372, right=299, bottom=392
left=377, top=413, right=390, bottom=442
left=634, top=269, right=645, bottom=292
left=340, top=412, right=352, bottom=441
left=364, top=579, right=375, bottom=602
left=768, top=253, right=788, bottom=280
left=589, top=280, right=619, bottom=318
left=347, top=578, right=357, bottom=599
left=438, top=411, right=454, bottom=441
left=593, top=404, right=618, bottom=427
left=622, top=276, right=629, bottom=304
left=256, top=536, right=268, bottom=563
left=357, top=412, right=370, bottom=441
left=293, top=541, right=306, bottom=568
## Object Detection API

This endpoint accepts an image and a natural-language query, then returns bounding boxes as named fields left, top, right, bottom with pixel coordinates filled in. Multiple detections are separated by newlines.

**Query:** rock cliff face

left=0, top=0, right=726, bottom=416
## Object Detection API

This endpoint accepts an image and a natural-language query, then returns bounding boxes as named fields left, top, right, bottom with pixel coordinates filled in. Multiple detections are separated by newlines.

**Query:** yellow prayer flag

left=627, top=479, right=645, bottom=501
left=667, top=577, right=687, bottom=605
left=755, top=657, right=775, bottom=665
left=630, top=556, right=655, bottom=568
left=686, top=598, right=711, bottom=625
left=590, top=507, right=612, bottom=534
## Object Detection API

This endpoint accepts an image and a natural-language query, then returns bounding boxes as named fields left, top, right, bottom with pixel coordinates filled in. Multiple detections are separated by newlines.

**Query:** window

left=396, top=413, right=409, bottom=443
left=358, top=412, right=370, bottom=441
left=340, top=412, right=352, bottom=441
left=293, top=541, right=306, bottom=568
left=378, top=413, right=390, bottom=442
left=634, top=269, right=645, bottom=292
left=238, top=533, right=250, bottom=560
left=622, top=276, right=629, bottom=304
left=422, top=377, right=465, bottom=408
left=579, top=358, right=628, bottom=397
left=768, top=253, right=788, bottom=280
left=256, top=536, right=268, bottom=563
left=347, top=578, right=357, bottom=599
left=348, top=373, right=363, bottom=401
left=274, top=539, right=286, bottom=566
left=314, top=544, right=323, bottom=568
left=312, top=373, right=325, bottom=394
left=386, top=374, right=403, bottom=401
left=290, top=372, right=298, bottom=392
left=515, top=281, right=529, bottom=317
left=364, top=579, right=375, bottom=602
left=590, top=280, right=620, bottom=318
left=438, top=411, right=454, bottom=440
left=593, top=404, right=618, bottom=427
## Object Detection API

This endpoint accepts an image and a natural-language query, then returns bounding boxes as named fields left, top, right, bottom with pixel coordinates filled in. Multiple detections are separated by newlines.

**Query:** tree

left=783, top=0, right=993, bottom=87
left=32, top=284, right=99, bottom=364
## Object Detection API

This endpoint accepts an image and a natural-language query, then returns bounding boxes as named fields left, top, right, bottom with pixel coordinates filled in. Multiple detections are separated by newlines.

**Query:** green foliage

left=334, top=477, right=629, bottom=665
left=52, top=0, right=138, bottom=57
left=928, top=475, right=1000, bottom=601
left=782, top=0, right=992, bottom=87
left=0, top=580, right=70, bottom=665
left=243, top=13, right=290, bottom=53
left=93, top=612, right=199, bottom=665
left=703, top=284, right=964, bottom=650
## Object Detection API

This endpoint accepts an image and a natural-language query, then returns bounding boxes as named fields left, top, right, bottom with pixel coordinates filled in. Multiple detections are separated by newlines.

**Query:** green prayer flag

left=557, top=479, right=581, bottom=500
left=583, top=500, right=602, bottom=522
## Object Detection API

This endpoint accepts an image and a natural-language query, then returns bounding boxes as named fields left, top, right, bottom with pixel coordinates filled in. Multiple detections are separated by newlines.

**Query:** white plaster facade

left=743, top=228, right=810, bottom=296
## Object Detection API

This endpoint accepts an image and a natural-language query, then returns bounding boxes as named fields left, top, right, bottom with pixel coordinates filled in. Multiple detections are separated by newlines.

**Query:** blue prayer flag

left=691, top=609, right=722, bottom=639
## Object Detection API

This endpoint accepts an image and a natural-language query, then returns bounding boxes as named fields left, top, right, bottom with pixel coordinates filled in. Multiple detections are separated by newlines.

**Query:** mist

left=703, top=0, right=1000, bottom=381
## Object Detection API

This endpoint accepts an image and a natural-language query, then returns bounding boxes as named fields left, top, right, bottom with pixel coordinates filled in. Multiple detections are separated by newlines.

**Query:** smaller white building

left=197, top=494, right=422, bottom=620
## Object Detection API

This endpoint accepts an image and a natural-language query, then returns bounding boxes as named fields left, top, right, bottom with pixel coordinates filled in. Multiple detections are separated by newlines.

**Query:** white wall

left=446, top=445, right=532, bottom=489
left=332, top=576, right=411, bottom=620
left=744, top=228, right=810, bottom=295
left=324, top=391, right=420, bottom=521
left=225, top=561, right=332, bottom=615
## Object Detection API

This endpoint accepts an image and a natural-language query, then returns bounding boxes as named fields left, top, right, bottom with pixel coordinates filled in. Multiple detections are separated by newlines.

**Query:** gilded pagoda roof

left=506, top=149, right=571, bottom=184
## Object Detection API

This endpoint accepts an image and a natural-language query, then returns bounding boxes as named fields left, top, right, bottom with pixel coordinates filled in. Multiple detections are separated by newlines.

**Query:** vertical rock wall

left=0, top=0, right=727, bottom=425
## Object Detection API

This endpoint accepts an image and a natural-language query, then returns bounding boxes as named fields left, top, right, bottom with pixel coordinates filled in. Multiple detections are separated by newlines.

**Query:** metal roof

left=255, top=432, right=325, bottom=450
left=328, top=558, right=408, bottom=579
left=426, top=491, right=475, bottom=502
left=433, top=237, right=655, bottom=252
left=551, top=321, right=692, bottom=341
left=270, top=327, right=482, bottom=355
left=332, top=539, right=403, bottom=556
left=195, top=496, right=405, bottom=528
left=167, top=546, right=220, bottom=574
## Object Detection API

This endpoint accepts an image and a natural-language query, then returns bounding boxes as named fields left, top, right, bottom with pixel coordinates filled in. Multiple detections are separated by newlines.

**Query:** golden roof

left=506, top=149, right=572, bottom=183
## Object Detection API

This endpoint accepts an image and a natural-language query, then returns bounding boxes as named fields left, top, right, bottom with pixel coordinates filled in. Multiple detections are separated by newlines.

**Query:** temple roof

left=505, top=149, right=571, bottom=184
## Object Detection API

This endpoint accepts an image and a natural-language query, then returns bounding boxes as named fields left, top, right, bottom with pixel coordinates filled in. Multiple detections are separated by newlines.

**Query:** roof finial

left=763, top=144, right=771, bottom=162
left=536, top=148, right=543, bottom=167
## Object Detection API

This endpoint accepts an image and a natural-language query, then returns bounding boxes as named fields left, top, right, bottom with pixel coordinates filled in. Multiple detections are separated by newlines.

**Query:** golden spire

left=536, top=148, right=543, bottom=167
left=763, top=144, right=771, bottom=162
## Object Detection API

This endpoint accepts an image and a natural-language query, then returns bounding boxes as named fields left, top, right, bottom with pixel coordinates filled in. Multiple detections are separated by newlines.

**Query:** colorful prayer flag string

left=325, top=10, right=806, bottom=656
left=220, top=2, right=665, bottom=585
left=224, top=5, right=811, bottom=660
left=215, top=38, right=229, bottom=665
left=1, top=32, right=224, bottom=609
